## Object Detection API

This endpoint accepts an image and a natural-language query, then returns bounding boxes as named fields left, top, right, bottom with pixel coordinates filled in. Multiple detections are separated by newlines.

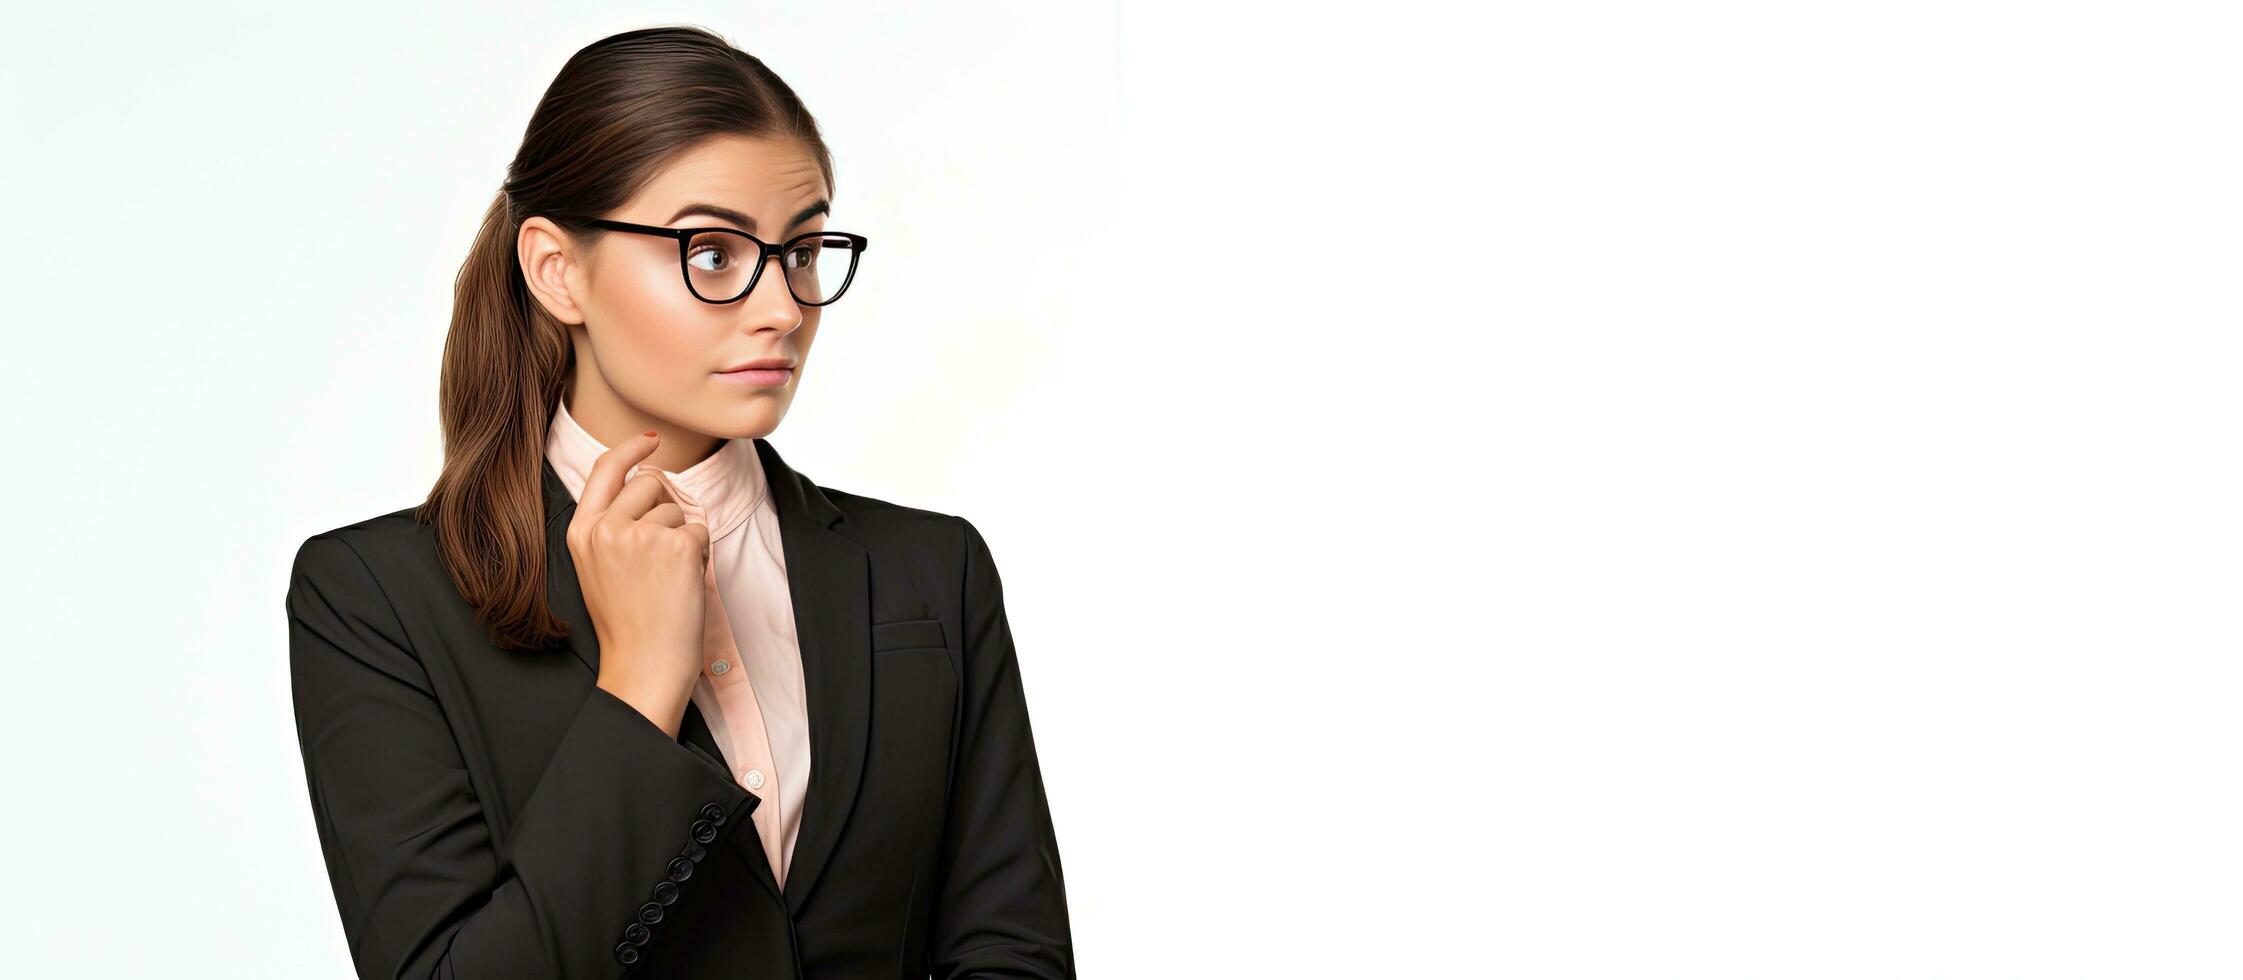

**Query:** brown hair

left=412, top=25, right=836, bottom=652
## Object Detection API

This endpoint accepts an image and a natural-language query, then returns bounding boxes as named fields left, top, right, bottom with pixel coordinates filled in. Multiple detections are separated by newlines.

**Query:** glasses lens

left=783, top=234, right=863, bottom=305
left=682, top=231, right=861, bottom=304
left=685, top=231, right=757, bottom=302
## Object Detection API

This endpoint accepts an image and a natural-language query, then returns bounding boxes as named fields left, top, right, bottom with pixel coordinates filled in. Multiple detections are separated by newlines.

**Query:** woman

left=284, top=26, right=1073, bottom=979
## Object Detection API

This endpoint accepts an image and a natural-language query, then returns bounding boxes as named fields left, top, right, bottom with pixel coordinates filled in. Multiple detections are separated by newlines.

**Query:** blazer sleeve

left=925, top=517, right=1076, bottom=979
left=286, top=532, right=757, bottom=980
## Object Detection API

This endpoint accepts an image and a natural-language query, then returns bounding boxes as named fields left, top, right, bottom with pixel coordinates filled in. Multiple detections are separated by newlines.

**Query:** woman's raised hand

left=567, top=430, right=710, bottom=738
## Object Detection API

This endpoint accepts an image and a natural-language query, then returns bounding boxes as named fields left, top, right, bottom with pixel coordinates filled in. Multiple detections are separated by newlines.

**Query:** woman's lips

left=717, top=367, right=793, bottom=386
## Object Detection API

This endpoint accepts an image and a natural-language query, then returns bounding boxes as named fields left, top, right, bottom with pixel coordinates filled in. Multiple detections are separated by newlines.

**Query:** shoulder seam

left=955, top=513, right=977, bottom=598
left=317, top=531, right=423, bottom=664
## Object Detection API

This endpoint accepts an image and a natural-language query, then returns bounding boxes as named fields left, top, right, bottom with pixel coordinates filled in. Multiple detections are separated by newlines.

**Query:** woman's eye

left=786, top=245, right=818, bottom=269
left=688, top=245, right=732, bottom=272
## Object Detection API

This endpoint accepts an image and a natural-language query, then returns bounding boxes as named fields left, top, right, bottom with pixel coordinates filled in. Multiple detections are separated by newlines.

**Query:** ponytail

left=414, top=190, right=574, bottom=651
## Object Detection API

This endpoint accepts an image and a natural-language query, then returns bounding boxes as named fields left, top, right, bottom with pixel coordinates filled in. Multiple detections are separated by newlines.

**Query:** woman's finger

left=605, top=470, right=675, bottom=522
left=577, top=431, right=661, bottom=517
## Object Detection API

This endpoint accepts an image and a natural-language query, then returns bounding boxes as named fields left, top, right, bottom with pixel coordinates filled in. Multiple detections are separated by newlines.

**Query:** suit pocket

left=871, top=617, right=947, bottom=654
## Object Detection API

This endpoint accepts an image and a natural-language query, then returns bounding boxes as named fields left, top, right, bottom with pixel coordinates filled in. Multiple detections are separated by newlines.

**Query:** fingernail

left=643, top=430, right=658, bottom=438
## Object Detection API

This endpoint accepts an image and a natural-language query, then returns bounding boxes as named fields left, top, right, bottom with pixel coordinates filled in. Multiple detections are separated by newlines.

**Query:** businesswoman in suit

left=285, top=26, right=1072, bottom=979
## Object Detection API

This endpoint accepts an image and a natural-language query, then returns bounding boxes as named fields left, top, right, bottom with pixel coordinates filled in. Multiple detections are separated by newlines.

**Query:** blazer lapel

left=538, top=440, right=871, bottom=917
left=748, top=437, right=871, bottom=916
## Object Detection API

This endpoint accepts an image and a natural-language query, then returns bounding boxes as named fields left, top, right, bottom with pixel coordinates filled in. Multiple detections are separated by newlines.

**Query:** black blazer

left=285, top=438, right=1072, bottom=979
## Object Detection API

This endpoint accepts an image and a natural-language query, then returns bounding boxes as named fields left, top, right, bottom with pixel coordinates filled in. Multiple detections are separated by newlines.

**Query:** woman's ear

left=517, top=216, right=589, bottom=325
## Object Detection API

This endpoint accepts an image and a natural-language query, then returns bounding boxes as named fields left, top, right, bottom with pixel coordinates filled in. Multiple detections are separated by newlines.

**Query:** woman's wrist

left=597, top=664, right=693, bottom=739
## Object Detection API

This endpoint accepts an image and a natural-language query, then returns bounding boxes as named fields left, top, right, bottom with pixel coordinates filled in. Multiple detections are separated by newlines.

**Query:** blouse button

left=743, top=768, right=765, bottom=790
left=711, top=660, right=731, bottom=675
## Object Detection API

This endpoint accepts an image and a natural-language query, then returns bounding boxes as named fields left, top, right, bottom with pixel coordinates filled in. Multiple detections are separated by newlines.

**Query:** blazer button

left=637, top=902, right=665, bottom=926
left=699, top=801, right=727, bottom=825
left=624, top=922, right=650, bottom=945
left=653, top=880, right=679, bottom=905
left=690, top=819, right=717, bottom=844
left=615, top=943, right=641, bottom=965
left=667, top=856, right=695, bottom=882
left=682, top=841, right=707, bottom=864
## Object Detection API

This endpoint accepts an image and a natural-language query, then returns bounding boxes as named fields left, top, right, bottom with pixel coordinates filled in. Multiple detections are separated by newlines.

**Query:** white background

left=3, top=1, right=2239, bottom=976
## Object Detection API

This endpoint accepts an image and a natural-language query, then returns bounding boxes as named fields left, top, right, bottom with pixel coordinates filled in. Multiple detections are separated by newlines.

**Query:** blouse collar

left=543, top=394, right=767, bottom=542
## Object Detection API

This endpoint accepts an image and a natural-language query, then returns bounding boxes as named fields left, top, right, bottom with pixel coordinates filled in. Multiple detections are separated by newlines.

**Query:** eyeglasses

left=568, top=217, right=869, bottom=307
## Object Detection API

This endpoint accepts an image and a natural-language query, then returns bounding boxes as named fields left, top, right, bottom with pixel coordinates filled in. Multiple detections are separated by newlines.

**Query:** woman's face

left=520, top=134, right=831, bottom=463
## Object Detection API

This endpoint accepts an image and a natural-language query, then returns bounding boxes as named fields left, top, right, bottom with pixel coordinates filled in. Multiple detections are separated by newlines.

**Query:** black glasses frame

left=569, top=217, right=869, bottom=307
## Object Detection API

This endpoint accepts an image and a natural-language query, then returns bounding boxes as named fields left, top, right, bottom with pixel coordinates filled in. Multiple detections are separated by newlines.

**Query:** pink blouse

left=542, top=395, right=810, bottom=891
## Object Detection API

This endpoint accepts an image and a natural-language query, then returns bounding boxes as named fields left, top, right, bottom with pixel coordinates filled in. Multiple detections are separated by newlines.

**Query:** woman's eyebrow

left=666, top=199, right=831, bottom=233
